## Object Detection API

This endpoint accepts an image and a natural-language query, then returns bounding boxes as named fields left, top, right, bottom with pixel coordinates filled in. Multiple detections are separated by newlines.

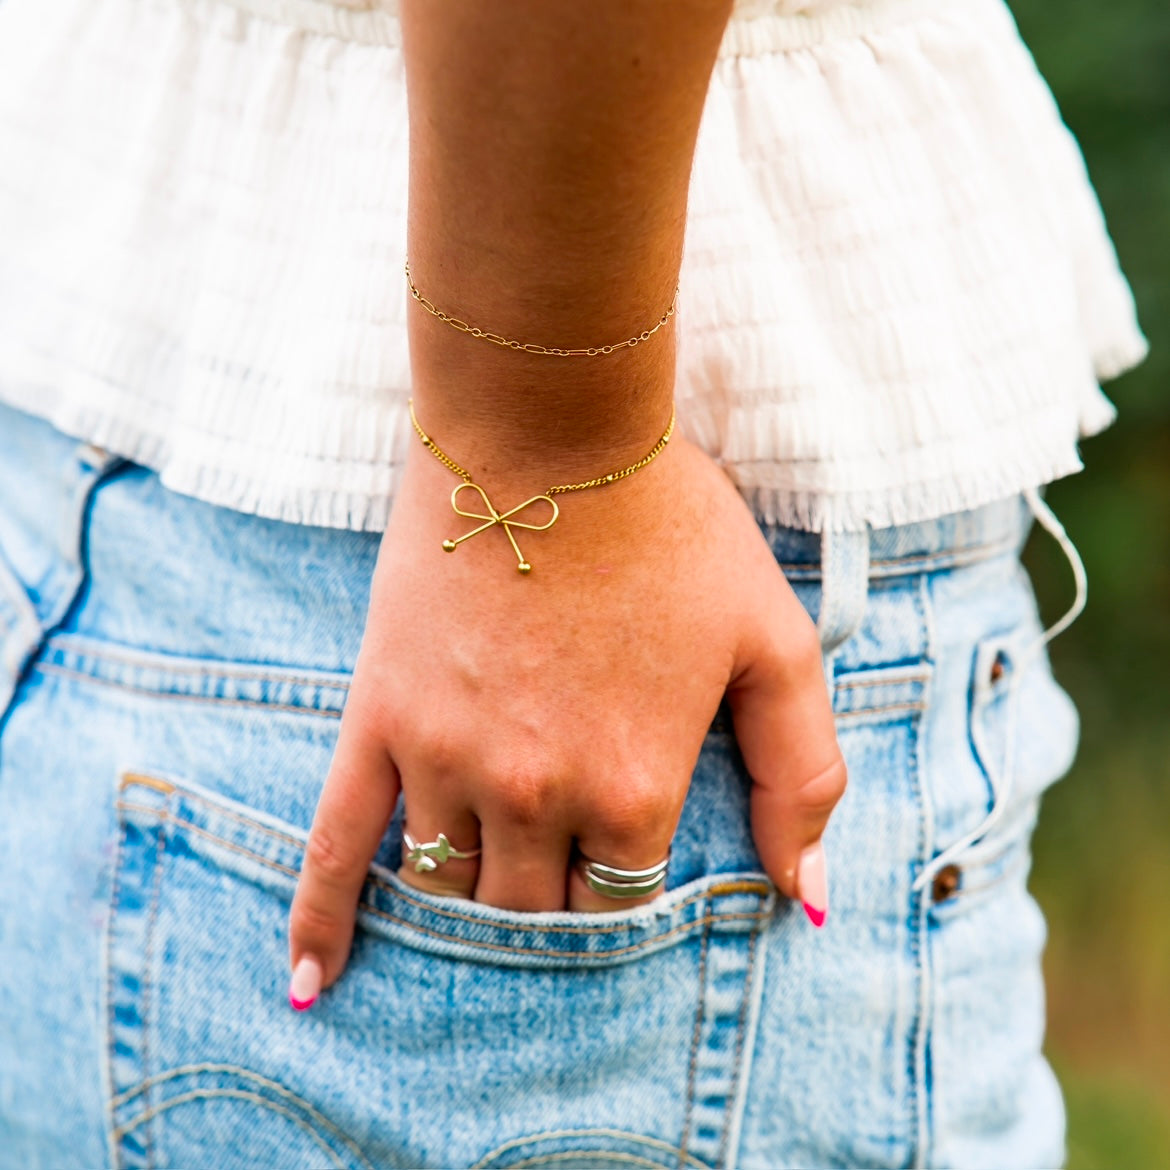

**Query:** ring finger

left=569, top=823, right=675, bottom=912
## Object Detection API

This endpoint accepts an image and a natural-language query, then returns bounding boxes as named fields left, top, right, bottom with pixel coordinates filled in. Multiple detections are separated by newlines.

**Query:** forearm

left=400, top=0, right=733, bottom=482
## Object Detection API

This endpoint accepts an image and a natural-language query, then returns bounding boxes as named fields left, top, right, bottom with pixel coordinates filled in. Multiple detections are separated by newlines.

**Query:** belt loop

left=817, top=528, right=870, bottom=656
left=60, top=442, right=122, bottom=563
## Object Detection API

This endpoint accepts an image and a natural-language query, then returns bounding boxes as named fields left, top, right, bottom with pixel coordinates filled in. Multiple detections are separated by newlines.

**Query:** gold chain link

left=408, top=403, right=474, bottom=482
left=547, top=407, right=675, bottom=494
left=405, top=261, right=678, bottom=358
left=409, top=399, right=675, bottom=497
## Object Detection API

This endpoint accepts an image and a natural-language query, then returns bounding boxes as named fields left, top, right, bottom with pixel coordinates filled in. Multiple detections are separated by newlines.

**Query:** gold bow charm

left=442, top=481, right=559, bottom=574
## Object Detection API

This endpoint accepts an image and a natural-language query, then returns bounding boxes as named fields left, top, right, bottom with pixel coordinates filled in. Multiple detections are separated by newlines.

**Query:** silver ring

left=575, top=852, right=670, bottom=899
left=403, top=830, right=482, bottom=873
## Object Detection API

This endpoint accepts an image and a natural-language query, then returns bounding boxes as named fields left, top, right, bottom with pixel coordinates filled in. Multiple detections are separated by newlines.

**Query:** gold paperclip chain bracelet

left=409, top=399, right=676, bottom=575
left=405, top=260, right=679, bottom=358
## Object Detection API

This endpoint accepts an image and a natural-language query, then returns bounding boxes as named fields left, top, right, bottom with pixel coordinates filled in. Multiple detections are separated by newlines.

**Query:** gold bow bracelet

left=408, top=399, right=675, bottom=575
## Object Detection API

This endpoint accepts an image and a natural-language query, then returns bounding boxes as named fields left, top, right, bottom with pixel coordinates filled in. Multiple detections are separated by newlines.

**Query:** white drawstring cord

left=911, top=488, right=1088, bottom=894
left=1022, top=487, right=1090, bottom=652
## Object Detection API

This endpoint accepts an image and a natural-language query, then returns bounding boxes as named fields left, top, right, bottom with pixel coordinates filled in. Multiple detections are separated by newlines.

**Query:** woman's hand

left=287, top=433, right=846, bottom=1001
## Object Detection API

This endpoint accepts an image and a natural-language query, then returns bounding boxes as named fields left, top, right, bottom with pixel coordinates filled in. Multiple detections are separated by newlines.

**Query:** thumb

left=728, top=621, right=846, bottom=926
left=288, top=702, right=400, bottom=1007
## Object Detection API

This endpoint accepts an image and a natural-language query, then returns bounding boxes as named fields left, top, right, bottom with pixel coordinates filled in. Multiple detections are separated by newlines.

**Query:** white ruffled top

left=0, top=0, right=1149, bottom=531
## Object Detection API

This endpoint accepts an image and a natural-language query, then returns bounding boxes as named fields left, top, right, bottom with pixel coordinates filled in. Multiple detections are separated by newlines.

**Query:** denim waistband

left=774, top=494, right=1035, bottom=656
left=0, top=401, right=1037, bottom=701
left=765, top=495, right=1031, bottom=583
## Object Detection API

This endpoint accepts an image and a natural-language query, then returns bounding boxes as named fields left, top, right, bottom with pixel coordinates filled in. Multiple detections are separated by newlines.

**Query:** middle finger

left=473, top=815, right=574, bottom=912
left=397, top=791, right=483, bottom=899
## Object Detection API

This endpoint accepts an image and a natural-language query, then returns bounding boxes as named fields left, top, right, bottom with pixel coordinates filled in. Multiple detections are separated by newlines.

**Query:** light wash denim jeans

left=0, top=400, right=1077, bottom=1169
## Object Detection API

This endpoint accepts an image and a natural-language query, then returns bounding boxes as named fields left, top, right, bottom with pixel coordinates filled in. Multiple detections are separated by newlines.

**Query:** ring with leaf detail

left=403, top=830, right=483, bottom=873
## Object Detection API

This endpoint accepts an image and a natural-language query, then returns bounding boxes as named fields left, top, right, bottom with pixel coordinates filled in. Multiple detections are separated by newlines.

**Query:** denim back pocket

left=107, top=773, right=776, bottom=1170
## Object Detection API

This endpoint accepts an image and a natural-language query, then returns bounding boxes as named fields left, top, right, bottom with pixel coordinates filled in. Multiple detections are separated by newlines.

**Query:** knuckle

left=792, top=756, right=848, bottom=816
left=411, top=726, right=464, bottom=778
left=338, top=667, right=403, bottom=742
left=288, top=894, right=344, bottom=946
left=593, top=772, right=672, bottom=843
left=304, top=827, right=364, bottom=888
left=786, top=620, right=825, bottom=675
left=492, top=765, right=561, bottom=827
left=752, top=615, right=823, bottom=687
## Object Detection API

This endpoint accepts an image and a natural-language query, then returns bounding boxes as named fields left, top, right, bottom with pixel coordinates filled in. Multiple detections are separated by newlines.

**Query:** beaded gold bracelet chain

left=405, top=261, right=679, bottom=358
left=409, top=399, right=676, bottom=574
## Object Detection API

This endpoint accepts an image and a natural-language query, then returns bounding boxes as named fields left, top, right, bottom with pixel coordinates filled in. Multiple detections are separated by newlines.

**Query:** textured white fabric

left=0, top=0, right=1149, bottom=532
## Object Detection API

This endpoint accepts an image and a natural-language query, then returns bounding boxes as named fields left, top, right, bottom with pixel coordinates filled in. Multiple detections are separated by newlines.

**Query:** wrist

left=405, top=355, right=678, bottom=504
left=393, top=424, right=692, bottom=579
left=403, top=247, right=679, bottom=477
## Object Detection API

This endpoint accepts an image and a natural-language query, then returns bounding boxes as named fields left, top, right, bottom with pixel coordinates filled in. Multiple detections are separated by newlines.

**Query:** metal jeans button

left=931, top=863, right=962, bottom=903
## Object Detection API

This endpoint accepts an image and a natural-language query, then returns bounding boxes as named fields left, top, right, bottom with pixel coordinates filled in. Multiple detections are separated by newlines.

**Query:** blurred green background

left=1006, top=1, right=1170, bottom=1166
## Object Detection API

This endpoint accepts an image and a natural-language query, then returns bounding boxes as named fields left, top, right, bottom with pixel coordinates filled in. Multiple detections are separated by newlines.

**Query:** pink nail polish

left=798, top=843, right=829, bottom=928
left=289, top=955, right=322, bottom=1011
left=802, top=901, right=827, bottom=928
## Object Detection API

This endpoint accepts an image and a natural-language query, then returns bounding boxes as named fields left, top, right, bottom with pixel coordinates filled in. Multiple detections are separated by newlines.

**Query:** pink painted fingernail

left=798, top=843, right=829, bottom=928
left=289, top=955, right=322, bottom=1011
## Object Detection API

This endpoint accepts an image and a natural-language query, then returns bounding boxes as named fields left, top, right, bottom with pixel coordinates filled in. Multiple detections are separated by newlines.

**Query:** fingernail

left=798, top=843, right=829, bottom=928
left=289, top=955, right=323, bottom=1011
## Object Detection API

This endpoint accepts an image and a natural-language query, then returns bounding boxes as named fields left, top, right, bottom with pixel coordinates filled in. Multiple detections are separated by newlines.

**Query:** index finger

left=288, top=709, right=400, bottom=1005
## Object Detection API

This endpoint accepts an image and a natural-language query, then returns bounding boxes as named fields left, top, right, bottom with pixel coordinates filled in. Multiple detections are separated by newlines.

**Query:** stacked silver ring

left=576, top=853, right=670, bottom=899
left=402, top=828, right=668, bottom=900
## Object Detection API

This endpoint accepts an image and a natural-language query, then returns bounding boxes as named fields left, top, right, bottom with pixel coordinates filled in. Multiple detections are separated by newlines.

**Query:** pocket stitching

left=118, top=781, right=771, bottom=938
left=115, top=803, right=299, bottom=882
left=716, top=924, right=761, bottom=1169
left=113, top=1088, right=367, bottom=1170
left=832, top=661, right=933, bottom=722
left=836, top=673, right=931, bottom=690
left=48, top=632, right=352, bottom=690
left=373, top=880, right=771, bottom=941
left=38, top=661, right=343, bottom=720
left=138, top=821, right=168, bottom=1170
left=471, top=1128, right=710, bottom=1170
left=103, top=810, right=132, bottom=1167
left=112, top=1065, right=374, bottom=1167
left=678, top=924, right=711, bottom=1160
left=495, top=1152, right=681, bottom=1170
left=116, top=798, right=771, bottom=961
left=361, top=905, right=769, bottom=963
left=837, top=701, right=926, bottom=721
